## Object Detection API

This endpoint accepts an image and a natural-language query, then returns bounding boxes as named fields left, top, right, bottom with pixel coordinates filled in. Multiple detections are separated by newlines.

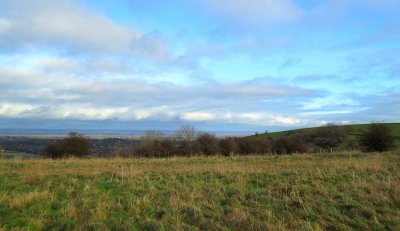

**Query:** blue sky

left=0, top=0, right=399, bottom=133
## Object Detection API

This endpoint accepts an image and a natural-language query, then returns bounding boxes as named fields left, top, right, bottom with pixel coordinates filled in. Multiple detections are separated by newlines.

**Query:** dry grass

left=9, top=191, right=52, bottom=208
left=0, top=152, right=399, bottom=230
left=0, top=152, right=393, bottom=176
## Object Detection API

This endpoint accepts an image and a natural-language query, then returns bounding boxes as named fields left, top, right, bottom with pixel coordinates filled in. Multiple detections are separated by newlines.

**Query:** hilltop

left=254, top=123, right=400, bottom=141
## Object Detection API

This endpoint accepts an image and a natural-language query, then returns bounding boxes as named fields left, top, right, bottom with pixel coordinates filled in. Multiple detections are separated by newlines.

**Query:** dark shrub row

left=45, top=123, right=396, bottom=158
left=112, top=123, right=397, bottom=157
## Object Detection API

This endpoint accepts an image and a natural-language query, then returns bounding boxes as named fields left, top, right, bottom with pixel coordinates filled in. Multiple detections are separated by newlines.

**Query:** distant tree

left=358, top=123, right=394, bottom=152
left=141, top=130, right=165, bottom=144
left=44, top=132, right=90, bottom=158
left=273, top=134, right=307, bottom=154
left=196, top=133, right=219, bottom=156
left=239, top=137, right=272, bottom=155
left=63, top=132, right=91, bottom=157
left=44, top=141, right=64, bottom=158
left=174, top=125, right=201, bottom=156
left=124, top=130, right=179, bottom=158
left=312, top=124, right=346, bottom=150
left=114, top=142, right=136, bottom=158
left=220, top=137, right=240, bottom=156
left=175, top=125, right=199, bottom=143
left=345, top=136, right=359, bottom=151
left=135, top=130, right=167, bottom=157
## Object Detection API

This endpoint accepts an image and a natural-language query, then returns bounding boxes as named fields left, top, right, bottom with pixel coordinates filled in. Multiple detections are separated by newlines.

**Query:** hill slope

left=255, top=123, right=400, bottom=144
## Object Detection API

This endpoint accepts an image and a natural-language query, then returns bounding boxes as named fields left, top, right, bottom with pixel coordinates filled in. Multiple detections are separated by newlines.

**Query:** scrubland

left=0, top=152, right=399, bottom=230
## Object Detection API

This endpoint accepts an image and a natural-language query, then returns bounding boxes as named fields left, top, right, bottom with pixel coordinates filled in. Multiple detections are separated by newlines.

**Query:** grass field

left=0, top=151, right=40, bottom=160
left=257, top=123, right=400, bottom=141
left=1, top=152, right=399, bottom=230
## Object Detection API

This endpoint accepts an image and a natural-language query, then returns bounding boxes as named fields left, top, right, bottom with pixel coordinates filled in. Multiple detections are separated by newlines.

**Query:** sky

left=0, top=0, right=399, bottom=134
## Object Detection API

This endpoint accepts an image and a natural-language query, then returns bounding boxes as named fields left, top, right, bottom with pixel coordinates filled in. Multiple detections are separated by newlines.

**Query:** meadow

left=257, top=123, right=400, bottom=144
left=0, top=152, right=399, bottom=230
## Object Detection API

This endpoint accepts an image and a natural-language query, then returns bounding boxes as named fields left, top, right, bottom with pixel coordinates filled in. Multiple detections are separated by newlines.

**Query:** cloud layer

left=0, top=0, right=398, bottom=132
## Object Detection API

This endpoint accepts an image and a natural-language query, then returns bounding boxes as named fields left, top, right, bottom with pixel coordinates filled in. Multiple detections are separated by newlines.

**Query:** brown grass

left=0, top=151, right=399, bottom=230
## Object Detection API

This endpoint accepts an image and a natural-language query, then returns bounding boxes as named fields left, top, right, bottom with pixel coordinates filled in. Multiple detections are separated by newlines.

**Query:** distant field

left=0, top=152, right=399, bottom=230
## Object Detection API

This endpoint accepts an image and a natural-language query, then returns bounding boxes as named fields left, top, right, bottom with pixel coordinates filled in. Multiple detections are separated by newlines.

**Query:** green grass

left=255, top=123, right=400, bottom=148
left=256, top=123, right=400, bottom=140
left=0, top=151, right=40, bottom=160
left=0, top=152, right=399, bottom=230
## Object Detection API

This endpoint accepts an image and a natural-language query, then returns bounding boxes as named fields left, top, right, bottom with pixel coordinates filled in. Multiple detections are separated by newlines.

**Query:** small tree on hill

left=44, top=132, right=91, bottom=158
left=63, top=132, right=91, bottom=157
left=358, top=123, right=394, bottom=152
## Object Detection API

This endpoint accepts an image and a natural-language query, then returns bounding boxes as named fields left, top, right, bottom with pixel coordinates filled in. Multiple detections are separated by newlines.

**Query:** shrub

left=273, top=134, right=307, bottom=154
left=219, top=137, right=240, bottom=156
left=238, top=138, right=272, bottom=155
left=44, top=132, right=90, bottom=158
left=312, top=124, right=345, bottom=150
left=358, top=123, right=394, bottom=152
left=44, top=141, right=65, bottom=158
left=133, top=131, right=176, bottom=158
left=63, top=132, right=91, bottom=157
left=196, top=133, right=220, bottom=156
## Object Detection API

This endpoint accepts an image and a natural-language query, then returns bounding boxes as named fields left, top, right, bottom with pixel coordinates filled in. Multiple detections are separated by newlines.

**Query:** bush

left=195, top=133, right=220, bottom=156
left=358, top=123, right=394, bottom=152
left=238, top=138, right=272, bottom=155
left=312, top=124, right=345, bottom=150
left=134, top=131, right=175, bottom=157
left=273, top=134, right=308, bottom=154
left=44, top=132, right=91, bottom=158
left=44, top=141, right=65, bottom=158
left=219, top=137, right=240, bottom=156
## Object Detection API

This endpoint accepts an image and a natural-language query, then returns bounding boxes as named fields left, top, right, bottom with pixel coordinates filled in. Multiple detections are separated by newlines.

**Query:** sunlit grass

left=1, top=152, right=399, bottom=230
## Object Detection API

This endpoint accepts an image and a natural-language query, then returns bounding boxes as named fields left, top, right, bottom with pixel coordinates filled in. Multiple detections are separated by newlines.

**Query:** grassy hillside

left=1, top=152, right=399, bottom=230
left=257, top=123, right=400, bottom=142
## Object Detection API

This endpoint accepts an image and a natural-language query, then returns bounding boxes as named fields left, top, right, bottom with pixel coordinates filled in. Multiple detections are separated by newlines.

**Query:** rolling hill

left=253, top=123, right=400, bottom=145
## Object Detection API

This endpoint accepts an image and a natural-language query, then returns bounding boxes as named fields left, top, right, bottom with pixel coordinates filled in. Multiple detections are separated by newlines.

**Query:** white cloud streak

left=0, top=0, right=177, bottom=63
left=0, top=54, right=316, bottom=126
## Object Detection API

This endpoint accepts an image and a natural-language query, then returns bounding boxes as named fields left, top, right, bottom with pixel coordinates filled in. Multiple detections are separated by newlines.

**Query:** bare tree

left=174, top=125, right=201, bottom=156
left=141, top=130, right=165, bottom=144
left=174, top=125, right=200, bottom=143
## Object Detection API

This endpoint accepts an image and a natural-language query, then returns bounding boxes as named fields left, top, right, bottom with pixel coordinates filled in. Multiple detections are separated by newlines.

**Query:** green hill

left=254, top=123, right=400, bottom=145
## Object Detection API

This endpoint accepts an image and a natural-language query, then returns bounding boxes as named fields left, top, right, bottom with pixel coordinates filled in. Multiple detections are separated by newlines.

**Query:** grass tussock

left=0, top=152, right=399, bottom=230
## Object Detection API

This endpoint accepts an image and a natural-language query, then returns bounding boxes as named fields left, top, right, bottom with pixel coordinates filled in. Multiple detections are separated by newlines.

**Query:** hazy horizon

left=1, top=0, right=399, bottom=132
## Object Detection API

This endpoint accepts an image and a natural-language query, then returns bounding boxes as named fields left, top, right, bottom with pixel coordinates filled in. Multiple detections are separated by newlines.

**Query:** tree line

left=45, top=123, right=396, bottom=158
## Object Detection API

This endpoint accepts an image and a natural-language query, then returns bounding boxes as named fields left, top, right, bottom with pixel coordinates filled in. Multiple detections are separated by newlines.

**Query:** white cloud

left=180, top=111, right=302, bottom=126
left=181, top=112, right=219, bottom=121
left=237, top=113, right=301, bottom=126
left=0, top=0, right=175, bottom=62
left=0, top=59, right=314, bottom=126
